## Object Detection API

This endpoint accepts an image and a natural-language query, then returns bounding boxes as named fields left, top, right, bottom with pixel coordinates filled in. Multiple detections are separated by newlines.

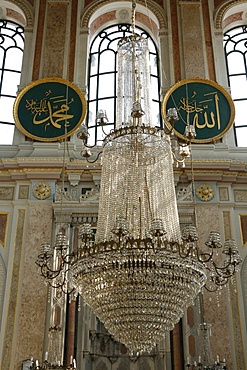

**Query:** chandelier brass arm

left=36, top=7, right=242, bottom=355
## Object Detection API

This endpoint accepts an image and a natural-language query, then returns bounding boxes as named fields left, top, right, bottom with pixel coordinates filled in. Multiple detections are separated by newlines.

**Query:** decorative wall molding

left=8, top=0, right=34, bottom=27
left=179, top=1, right=201, bottom=4
left=1, top=209, right=26, bottom=370
left=241, top=255, right=247, bottom=333
left=234, top=189, right=247, bottom=202
left=81, top=0, right=167, bottom=29
left=0, top=254, right=6, bottom=331
left=214, top=0, right=245, bottom=29
left=0, top=187, right=14, bottom=200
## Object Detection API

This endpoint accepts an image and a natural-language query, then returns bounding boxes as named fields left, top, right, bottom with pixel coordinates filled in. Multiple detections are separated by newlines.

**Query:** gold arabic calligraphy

left=177, top=91, right=221, bottom=130
left=26, top=91, right=74, bottom=131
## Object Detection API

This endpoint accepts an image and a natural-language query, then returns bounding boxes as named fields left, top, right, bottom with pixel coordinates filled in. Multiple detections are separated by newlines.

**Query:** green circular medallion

left=13, top=78, right=87, bottom=141
left=162, top=78, right=235, bottom=143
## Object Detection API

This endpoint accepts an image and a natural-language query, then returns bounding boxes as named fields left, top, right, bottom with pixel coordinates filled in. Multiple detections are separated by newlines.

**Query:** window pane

left=2, top=71, right=21, bottom=95
left=234, top=100, right=247, bottom=127
left=150, top=54, right=158, bottom=76
left=0, top=96, right=15, bottom=123
left=0, top=123, right=14, bottom=144
left=151, top=77, right=159, bottom=100
left=98, top=73, right=115, bottom=98
left=97, top=98, right=115, bottom=122
left=89, top=76, right=97, bottom=100
left=88, top=101, right=96, bottom=127
left=229, top=75, right=247, bottom=99
left=99, top=50, right=116, bottom=73
left=90, top=54, right=98, bottom=75
left=151, top=101, right=160, bottom=126
left=87, top=127, right=97, bottom=146
left=5, top=47, right=23, bottom=70
left=228, top=52, right=246, bottom=74
left=235, top=127, right=247, bottom=147
left=91, top=37, right=101, bottom=53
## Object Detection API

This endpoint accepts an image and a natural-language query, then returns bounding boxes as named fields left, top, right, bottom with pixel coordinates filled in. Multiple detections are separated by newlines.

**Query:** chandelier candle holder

left=186, top=322, right=227, bottom=370
left=36, top=0, right=242, bottom=357
left=27, top=357, right=76, bottom=370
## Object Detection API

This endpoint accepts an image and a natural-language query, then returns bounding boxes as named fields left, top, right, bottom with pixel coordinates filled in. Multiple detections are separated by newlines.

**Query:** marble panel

left=68, top=0, right=78, bottom=81
left=0, top=186, right=14, bottom=200
left=240, top=215, right=247, bottom=246
left=188, top=334, right=196, bottom=357
left=1, top=209, right=25, bottom=370
left=0, top=213, right=8, bottom=247
left=32, top=0, right=46, bottom=80
left=170, top=0, right=181, bottom=82
left=43, top=3, right=68, bottom=77
left=6, top=8, right=26, bottom=25
left=180, top=4, right=205, bottom=78
left=90, top=11, right=116, bottom=34
left=223, top=12, right=243, bottom=29
left=201, top=0, right=216, bottom=81
left=234, top=190, right=247, bottom=202
left=14, top=203, right=53, bottom=368
left=196, top=204, right=233, bottom=368
left=229, top=282, right=246, bottom=370
left=219, top=187, right=229, bottom=201
left=222, top=210, right=232, bottom=239
left=18, top=185, right=30, bottom=199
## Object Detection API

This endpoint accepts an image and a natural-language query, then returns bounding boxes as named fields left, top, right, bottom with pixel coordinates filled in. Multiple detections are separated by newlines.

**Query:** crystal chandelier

left=186, top=322, right=227, bottom=370
left=36, top=0, right=242, bottom=357
left=23, top=326, right=77, bottom=369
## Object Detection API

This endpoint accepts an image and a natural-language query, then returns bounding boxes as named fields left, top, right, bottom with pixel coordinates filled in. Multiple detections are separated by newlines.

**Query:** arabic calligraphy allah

left=177, top=91, right=221, bottom=130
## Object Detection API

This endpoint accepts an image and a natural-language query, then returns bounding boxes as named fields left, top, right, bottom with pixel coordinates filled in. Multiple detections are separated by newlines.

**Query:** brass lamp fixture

left=186, top=322, right=227, bottom=370
left=36, top=0, right=242, bottom=359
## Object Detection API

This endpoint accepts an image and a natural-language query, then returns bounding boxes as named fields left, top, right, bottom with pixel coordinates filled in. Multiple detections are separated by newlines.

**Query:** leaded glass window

left=87, top=24, right=161, bottom=146
left=0, top=20, right=24, bottom=145
left=224, top=26, right=247, bottom=147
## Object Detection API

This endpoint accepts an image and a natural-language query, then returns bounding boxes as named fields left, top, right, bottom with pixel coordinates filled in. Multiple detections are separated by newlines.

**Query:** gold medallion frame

left=162, top=78, right=235, bottom=143
left=13, top=77, right=87, bottom=142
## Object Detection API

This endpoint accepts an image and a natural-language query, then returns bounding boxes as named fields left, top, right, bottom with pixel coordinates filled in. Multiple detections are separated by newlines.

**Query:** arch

left=5, top=0, right=34, bottom=27
left=95, top=359, right=109, bottom=370
left=116, top=359, right=130, bottom=370
left=81, top=0, right=167, bottom=30
left=137, top=358, right=152, bottom=370
left=214, top=0, right=247, bottom=29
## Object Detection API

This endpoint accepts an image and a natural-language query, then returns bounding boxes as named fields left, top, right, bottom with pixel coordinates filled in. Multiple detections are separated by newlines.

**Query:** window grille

left=87, top=24, right=161, bottom=146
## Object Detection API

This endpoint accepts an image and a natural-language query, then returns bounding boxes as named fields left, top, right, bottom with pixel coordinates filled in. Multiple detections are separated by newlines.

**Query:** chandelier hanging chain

left=131, top=0, right=136, bottom=35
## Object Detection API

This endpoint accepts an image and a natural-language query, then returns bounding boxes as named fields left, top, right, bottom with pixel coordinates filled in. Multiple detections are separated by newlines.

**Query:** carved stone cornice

left=8, top=0, right=34, bottom=27
left=81, top=0, right=167, bottom=29
left=179, top=0, right=201, bottom=3
left=214, top=0, right=245, bottom=29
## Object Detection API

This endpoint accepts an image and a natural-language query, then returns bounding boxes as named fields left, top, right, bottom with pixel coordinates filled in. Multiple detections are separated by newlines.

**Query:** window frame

left=223, top=25, right=247, bottom=147
left=0, top=19, right=25, bottom=145
left=86, top=23, right=161, bottom=146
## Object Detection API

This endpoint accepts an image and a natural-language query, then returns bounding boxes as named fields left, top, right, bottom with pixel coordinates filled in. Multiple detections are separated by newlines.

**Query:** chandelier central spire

left=70, top=9, right=207, bottom=355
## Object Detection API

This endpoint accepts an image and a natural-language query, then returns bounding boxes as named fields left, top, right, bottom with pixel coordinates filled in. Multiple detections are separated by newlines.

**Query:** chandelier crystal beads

left=36, top=10, right=242, bottom=359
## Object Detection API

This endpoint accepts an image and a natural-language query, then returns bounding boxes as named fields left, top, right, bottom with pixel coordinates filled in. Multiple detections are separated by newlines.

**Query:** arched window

left=224, top=26, right=247, bottom=147
left=87, top=24, right=161, bottom=146
left=0, top=20, right=24, bottom=145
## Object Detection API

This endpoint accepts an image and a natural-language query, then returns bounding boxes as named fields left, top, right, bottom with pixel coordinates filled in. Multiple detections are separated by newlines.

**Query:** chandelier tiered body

left=70, top=35, right=207, bottom=354
left=36, top=25, right=242, bottom=361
